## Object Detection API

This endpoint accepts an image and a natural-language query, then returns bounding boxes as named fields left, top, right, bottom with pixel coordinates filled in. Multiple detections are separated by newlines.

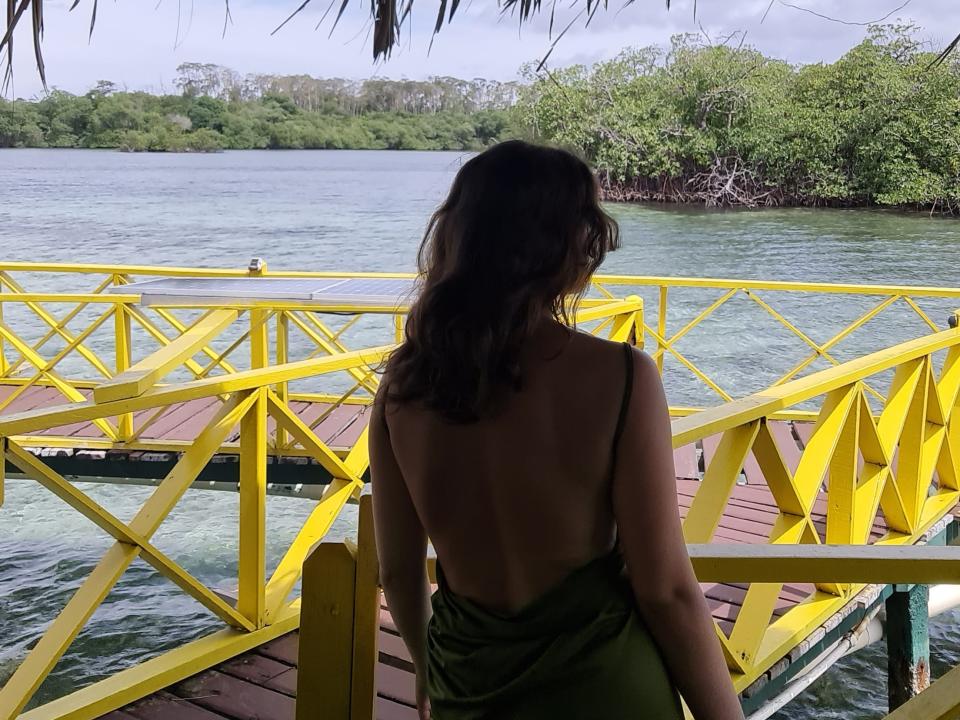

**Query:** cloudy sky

left=4, top=0, right=959, bottom=97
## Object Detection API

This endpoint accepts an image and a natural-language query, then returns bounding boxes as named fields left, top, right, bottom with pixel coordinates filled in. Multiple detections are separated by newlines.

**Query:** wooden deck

left=0, top=385, right=368, bottom=451
left=0, top=384, right=370, bottom=485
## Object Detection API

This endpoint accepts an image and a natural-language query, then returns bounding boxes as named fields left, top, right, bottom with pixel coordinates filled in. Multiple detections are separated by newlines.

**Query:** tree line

left=173, top=63, right=520, bottom=115
left=6, top=29, right=960, bottom=214
left=517, top=24, right=960, bottom=212
left=0, top=67, right=518, bottom=152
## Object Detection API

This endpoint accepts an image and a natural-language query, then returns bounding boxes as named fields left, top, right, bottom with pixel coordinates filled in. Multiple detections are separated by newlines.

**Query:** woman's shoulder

left=570, top=330, right=658, bottom=375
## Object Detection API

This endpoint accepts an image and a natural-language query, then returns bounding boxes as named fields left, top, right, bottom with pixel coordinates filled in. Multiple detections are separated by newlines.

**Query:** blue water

left=2, top=148, right=960, bottom=716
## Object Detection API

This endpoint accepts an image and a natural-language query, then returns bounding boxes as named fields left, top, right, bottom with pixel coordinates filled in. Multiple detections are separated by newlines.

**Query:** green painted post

left=886, top=583, right=930, bottom=712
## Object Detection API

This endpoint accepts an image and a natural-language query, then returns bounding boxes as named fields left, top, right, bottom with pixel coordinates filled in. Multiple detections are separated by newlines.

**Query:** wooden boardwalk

left=0, top=385, right=369, bottom=451
left=0, top=384, right=370, bottom=487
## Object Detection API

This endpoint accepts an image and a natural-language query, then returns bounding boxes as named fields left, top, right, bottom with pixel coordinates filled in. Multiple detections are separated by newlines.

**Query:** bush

left=517, top=23, right=960, bottom=212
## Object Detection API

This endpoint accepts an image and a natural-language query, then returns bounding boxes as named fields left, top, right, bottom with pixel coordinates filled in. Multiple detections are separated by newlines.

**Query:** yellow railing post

left=114, top=299, right=134, bottom=441
left=351, top=495, right=379, bottom=720
left=633, top=297, right=645, bottom=349
left=657, top=285, right=668, bottom=373
left=276, top=310, right=289, bottom=449
left=0, top=281, right=7, bottom=377
left=607, top=297, right=644, bottom=345
left=394, top=313, right=404, bottom=344
left=238, top=388, right=268, bottom=628
left=297, top=539, right=358, bottom=720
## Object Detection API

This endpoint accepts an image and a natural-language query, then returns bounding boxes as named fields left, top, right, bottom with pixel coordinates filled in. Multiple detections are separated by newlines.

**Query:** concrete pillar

left=886, top=583, right=930, bottom=712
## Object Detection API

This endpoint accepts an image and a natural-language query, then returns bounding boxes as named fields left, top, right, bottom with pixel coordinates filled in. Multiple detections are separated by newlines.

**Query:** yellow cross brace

left=94, top=308, right=239, bottom=403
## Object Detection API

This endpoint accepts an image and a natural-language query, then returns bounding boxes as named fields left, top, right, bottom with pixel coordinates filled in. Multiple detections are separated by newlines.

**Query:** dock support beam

left=886, top=583, right=930, bottom=712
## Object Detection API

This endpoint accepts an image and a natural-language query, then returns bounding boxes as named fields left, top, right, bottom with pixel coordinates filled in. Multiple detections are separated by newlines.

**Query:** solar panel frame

left=111, top=276, right=417, bottom=308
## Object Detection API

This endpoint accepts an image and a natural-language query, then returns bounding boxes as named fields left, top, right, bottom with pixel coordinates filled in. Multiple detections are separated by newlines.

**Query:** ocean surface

left=2, top=148, right=960, bottom=717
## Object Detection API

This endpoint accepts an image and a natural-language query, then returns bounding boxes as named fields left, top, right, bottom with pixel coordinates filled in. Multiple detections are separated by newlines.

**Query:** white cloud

left=5, top=0, right=958, bottom=97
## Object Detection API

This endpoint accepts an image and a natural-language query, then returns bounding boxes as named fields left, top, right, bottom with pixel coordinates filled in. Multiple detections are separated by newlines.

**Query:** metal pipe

left=747, top=604, right=884, bottom=720
left=747, top=586, right=960, bottom=720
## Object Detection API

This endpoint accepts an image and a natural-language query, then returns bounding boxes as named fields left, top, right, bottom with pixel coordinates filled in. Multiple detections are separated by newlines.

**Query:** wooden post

left=350, top=495, right=380, bottom=720
left=887, top=583, right=930, bottom=712
left=297, top=540, right=358, bottom=720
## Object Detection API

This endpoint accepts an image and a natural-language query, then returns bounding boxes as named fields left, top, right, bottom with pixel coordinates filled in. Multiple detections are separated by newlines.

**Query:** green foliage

left=0, top=69, right=518, bottom=153
left=518, top=25, right=960, bottom=211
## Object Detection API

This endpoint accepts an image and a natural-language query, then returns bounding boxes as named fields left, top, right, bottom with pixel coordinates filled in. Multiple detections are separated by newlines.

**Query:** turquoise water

left=2, top=148, right=960, bottom=716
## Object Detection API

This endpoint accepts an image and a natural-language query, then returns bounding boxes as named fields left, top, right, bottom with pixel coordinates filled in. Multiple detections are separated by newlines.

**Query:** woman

left=370, top=141, right=743, bottom=720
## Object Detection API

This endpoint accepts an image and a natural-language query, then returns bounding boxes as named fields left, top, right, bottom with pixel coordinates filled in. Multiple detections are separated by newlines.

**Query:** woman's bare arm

left=369, top=401, right=432, bottom=717
left=613, top=349, right=744, bottom=720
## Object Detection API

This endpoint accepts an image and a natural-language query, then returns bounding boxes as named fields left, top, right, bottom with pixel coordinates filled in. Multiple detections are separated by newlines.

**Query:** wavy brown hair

left=382, top=140, right=620, bottom=422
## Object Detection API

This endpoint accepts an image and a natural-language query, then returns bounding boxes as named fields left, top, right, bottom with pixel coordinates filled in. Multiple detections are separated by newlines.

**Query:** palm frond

left=6, top=0, right=652, bottom=84
left=14, top=0, right=951, bottom=88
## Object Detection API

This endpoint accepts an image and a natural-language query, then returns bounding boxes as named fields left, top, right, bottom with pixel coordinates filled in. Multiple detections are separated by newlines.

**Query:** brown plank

left=1, top=385, right=60, bottom=413
left=290, top=401, right=339, bottom=435
left=220, top=654, right=297, bottom=696
left=312, top=405, right=366, bottom=445
left=701, top=434, right=760, bottom=486
left=700, top=434, right=721, bottom=471
left=31, top=389, right=99, bottom=437
left=124, top=691, right=228, bottom=720
left=377, top=662, right=417, bottom=706
left=703, top=582, right=802, bottom=616
left=256, top=632, right=299, bottom=665
left=708, top=524, right=771, bottom=544
left=326, top=407, right=369, bottom=449
left=380, top=608, right=398, bottom=635
left=742, top=449, right=764, bottom=485
left=376, top=696, right=419, bottom=720
left=680, top=494, right=781, bottom=524
left=794, top=422, right=815, bottom=449
left=379, top=630, right=413, bottom=666
left=702, top=582, right=747, bottom=607
left=674, top=444, right=699, bottom=480
left=770, top=421, right=803, bottom=473
left=715, top=513, right=775, bottom=539
left=705, top=597, right=740, bottom=623
left=0, top=384, right=17, bottom=408
left=139, top=397, right=220, bottom=440
left=289, top=399, right=332, bottom=425
left=100, top=712, right=141, bottom=720
left=172, top=670, right=294, bottom=720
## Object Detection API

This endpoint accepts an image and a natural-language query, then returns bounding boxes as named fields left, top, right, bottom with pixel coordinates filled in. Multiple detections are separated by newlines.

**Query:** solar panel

left=111, top=276, right=417, bottom=308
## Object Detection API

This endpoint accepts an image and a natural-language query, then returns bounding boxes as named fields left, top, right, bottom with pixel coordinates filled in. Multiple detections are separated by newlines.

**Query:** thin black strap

left=610, top=343, right=634, bottom=474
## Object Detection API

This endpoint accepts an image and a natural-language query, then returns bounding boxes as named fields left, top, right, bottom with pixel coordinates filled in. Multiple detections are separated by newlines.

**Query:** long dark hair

left=383, top=140, right=620, bottom=422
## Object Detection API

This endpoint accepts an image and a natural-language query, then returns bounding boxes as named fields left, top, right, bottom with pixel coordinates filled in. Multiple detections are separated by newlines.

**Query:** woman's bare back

left=383, top=321, right=629, bottom=612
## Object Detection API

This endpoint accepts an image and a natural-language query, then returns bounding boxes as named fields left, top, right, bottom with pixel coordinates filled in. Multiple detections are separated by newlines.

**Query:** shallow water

left=1, top=148, right=960, bottom=716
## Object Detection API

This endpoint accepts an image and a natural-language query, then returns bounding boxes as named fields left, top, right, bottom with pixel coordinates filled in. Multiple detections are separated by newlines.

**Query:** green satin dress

left=425, top=551, right=683, bottom=719
left=425, top=344, right=684, bottom=720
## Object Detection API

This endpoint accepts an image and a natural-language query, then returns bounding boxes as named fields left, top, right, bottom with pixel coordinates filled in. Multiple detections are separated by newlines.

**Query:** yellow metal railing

left=0, top=264, right=645, bottom=455
left=0, top=291, right=645, bottom=719
left=295, top=323, right=960, bottom=720
left=671, top=324, right=960, bottom=688
left=3, top=262, right=959, bottom=411
left=298, top=497, right=960, bottom=720
left=4, top=262, right=960, bottom=718
left=0, top=346, right=388, bottom=720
